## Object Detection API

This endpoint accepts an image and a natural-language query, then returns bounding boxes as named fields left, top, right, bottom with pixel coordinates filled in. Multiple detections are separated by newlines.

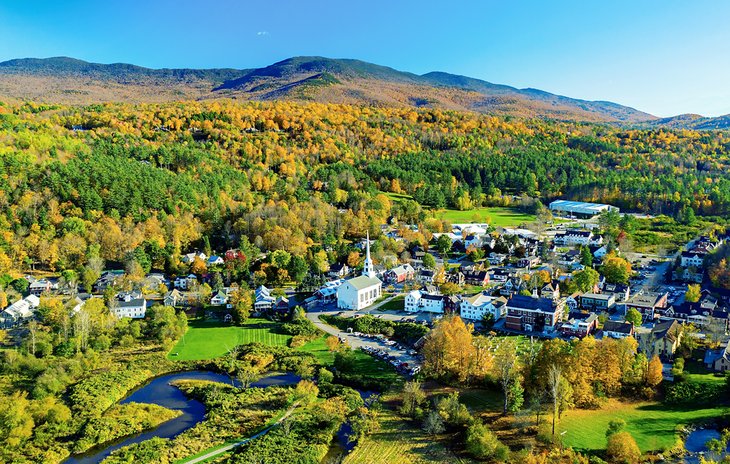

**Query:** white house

left=207, top=255, right=224, bottom=266
left=554, top=230, right=602, bottom=247
left=112, top=293, right=147, bottom=319
left=210, top=289, right=230, bottom=307
left=337, top=232, right=382, bottom=310
left=405, top=289, right=444, bottom=314
left=460, top=292, right=507, bottom=322
left=182, top=252, right=207, bottom=264
left=254, top=285, right=275, bottom=312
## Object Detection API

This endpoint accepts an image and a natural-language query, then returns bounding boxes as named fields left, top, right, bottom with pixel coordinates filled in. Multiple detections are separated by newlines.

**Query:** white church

left=336, top=232, right=382, bottom=310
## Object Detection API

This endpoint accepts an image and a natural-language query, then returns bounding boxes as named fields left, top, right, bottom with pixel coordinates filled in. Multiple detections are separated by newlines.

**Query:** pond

left=64, top=370, right=300, bottom=464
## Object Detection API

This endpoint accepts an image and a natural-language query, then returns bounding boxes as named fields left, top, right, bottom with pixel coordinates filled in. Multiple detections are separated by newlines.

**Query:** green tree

left=625, top=308, right=643, bottom=327
left=422, top=410, right=445, bottom=435
left=400, top=381, right=426, bottom=418
left=580, top=246, right=594, bottom=267
left=0, top=392, right=35, bottom=448
left=422, top=253, right=436, bottom=270
left=573, top=268, right=600, bottom=293
left=606, top=419, right=626, bottom=437
left=436, top=235, right=452, bottom=256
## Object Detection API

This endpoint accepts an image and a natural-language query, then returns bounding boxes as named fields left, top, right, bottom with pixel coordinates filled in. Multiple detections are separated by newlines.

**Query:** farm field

left=560, top=399, right=729, bottom=452
left=432, top=207, right=536, bottom=227
left=168, top=318, right=291, bottom=361
left=344, top=406, right=472, bottom=464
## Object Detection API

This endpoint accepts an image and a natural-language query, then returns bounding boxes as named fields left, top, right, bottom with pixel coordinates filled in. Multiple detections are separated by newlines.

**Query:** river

left=64, top=370, right=300, bottom=464
left=683, top=428, right=728, bottom=464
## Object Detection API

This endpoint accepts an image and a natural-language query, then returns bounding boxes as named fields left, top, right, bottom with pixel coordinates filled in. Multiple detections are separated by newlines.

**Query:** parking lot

left=306, top=303, right=424, bottom=376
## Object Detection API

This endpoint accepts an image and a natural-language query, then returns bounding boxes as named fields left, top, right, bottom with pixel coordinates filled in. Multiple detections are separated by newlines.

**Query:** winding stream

left=64, top=370, right=300, bottom=464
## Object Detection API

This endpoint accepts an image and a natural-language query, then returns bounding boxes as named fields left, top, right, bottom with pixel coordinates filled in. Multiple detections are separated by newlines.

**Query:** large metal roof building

left=549, top=200, right=619, bottom=217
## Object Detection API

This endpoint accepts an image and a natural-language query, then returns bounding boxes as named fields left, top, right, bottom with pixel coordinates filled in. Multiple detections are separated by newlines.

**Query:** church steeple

left=363, top=231, right=375, bottom=278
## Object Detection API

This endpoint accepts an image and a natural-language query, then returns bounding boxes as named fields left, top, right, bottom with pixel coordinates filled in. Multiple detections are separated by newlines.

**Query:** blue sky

left=1, top=0, right=729, bottom=117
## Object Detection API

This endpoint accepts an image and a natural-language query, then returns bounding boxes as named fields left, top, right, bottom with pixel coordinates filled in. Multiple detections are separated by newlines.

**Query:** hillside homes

left=602, top=320, right=635, bottom=339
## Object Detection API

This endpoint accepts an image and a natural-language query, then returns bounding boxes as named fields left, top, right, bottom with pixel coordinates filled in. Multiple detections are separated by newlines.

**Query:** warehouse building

left=549, top=200, right=619, bottom=218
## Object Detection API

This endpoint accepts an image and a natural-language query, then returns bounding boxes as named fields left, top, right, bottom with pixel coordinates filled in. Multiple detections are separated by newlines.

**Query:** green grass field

left=432, top=206, right=536, bottom=227
left=168, top=319, right=291, bottom=361
left=168, top=319, right=402, bottom=388
left=560, top=399, right=729, bottom=452
left=377, top=294, right=405, bottom=311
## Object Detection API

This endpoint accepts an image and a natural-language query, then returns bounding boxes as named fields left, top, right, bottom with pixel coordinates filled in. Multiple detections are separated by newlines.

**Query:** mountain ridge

left=0, top=55, right=725, bottom=127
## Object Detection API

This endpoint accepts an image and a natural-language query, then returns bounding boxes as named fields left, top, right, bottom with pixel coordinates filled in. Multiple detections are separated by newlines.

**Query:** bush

left=465, top=421, right=509, bottom=461
left=606, top=431, right=641, bottom=464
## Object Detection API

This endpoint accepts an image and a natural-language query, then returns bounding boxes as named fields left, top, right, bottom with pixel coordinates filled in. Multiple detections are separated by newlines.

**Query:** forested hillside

left=0, top=100, right=729, bottom=277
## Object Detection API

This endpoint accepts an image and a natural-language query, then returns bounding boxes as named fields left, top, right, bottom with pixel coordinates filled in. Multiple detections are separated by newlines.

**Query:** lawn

left=378, top=294, right=405, bottom=311
left=168, top=319, right=291, bottom=361
left=560, top=399, right=729, bottom=452
left=432, top=206, right=536, bottom=227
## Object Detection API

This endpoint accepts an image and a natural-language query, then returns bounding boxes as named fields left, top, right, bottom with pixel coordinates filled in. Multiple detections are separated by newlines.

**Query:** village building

left=405, top=289, right=444, bottom=314
left=559, top=312, right=599, bottom=338
left=112, top=292, right=147, bottom=319
left=337, top=233, right=383, bottom=310
left=580, top=292, right=616, bottom=312
left=459, top=293, right=507, bottom=322
left=625, top=292, right=669, bottom=321
left=385, top=263, right=415, bottom=284
left=602, top=320, right=635, bottom=339
left=504, top=294, right=565, bottom=333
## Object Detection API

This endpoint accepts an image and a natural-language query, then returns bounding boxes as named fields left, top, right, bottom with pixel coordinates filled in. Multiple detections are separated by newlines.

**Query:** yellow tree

left=422, top=315, right=475, bottom=382
left=646, top=355, right=663, bottom=387
left=685, top=284, right=701, bottom=303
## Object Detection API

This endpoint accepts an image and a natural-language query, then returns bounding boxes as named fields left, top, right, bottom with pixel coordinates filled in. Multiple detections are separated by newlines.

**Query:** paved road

left=183, top=403, right=298, bottom=464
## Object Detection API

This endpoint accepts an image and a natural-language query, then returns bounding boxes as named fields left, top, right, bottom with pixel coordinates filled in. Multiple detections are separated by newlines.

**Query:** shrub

left=606, top=431, right=641, bottom=464
left=465, top=421, right=509, bottom=461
